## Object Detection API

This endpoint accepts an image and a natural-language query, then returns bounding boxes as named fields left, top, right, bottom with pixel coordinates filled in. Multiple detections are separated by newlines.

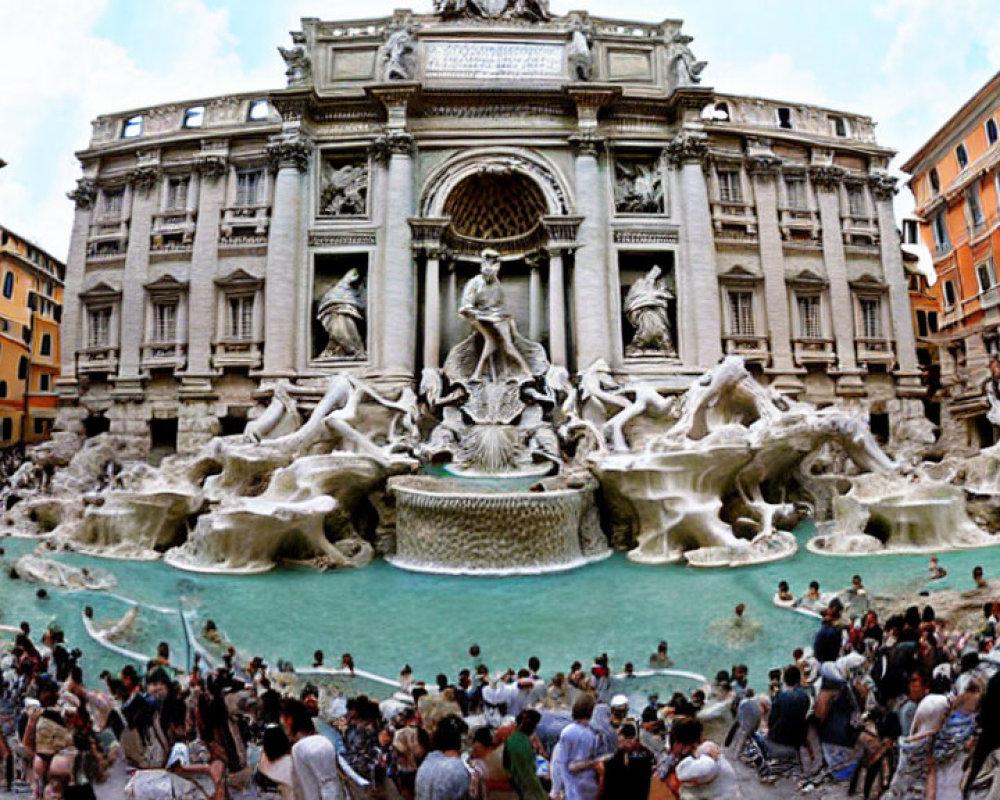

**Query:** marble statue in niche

left=624, top=266, right=677, bottom=357
left=381, top=26, right=416, bottom=81
left=320, top=158, right=368, bottom=217
left=614, top=158, right=664, bottom=214
left=317, top=269, right=366, bottom=360
left=668, top=33, right=706, bottom=87
left=452, top=249, right=546, bottom=382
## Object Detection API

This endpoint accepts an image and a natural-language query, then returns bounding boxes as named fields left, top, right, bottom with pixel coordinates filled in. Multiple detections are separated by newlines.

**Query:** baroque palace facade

left=58, top=3, right=922, bottom=455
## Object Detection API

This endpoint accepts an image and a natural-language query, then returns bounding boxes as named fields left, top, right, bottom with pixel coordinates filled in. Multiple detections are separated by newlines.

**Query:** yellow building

left=0, top=225, right=64, bottom=446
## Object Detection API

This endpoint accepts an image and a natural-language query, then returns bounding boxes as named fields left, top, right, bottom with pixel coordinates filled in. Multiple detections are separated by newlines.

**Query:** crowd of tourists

left=1, top=567, right=999, bottom=800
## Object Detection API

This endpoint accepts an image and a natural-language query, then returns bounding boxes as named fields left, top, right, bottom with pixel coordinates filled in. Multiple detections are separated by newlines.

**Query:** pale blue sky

left=1, top=0, right=997, bottom=259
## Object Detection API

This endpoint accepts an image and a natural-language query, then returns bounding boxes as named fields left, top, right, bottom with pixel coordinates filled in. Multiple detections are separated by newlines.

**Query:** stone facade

left=57, top=6, right=924, bottom=455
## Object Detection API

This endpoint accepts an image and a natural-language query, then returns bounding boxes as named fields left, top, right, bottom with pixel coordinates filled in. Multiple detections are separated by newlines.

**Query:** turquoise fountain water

left=2, top=521, right=988, bottom=696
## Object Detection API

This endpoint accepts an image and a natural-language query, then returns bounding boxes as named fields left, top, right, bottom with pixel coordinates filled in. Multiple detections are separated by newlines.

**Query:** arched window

left=2, top=272, right=13, bottom=299
left=40, top=333, right=51, bottom=356
left=987, top=118, right=999, bottom=146
left=17, top=356, right=28, bottom=381
left=956, top=144, right=969, bottom=169
left=929, top=168, right=940, bottom=194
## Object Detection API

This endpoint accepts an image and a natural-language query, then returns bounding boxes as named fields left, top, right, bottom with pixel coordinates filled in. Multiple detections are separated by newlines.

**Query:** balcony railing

left=855, top=337, right=895, bottom=366
left=793, top=337, right=836, bottom=366
left=779, top=207, right=820, bottom=240
left=723, top=334, right=770, bottom=362
left=150, top=211, right=197, bottom=254
left=841, top=215, right=879, bottom=245
left=220, top=205, right=270, bottom=239
left=77, top=345, right=119, bottom=375
left=141, top=341, right=187, bottom=370
left=212, top=339, right=262, bottom=370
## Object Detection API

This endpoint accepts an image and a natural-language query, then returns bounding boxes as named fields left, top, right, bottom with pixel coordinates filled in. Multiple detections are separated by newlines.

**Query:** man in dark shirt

left=767, top=666, right=810, bottom=754
left=813, top=609, right=843, bottom=663
left=603, top=722, right=654, bottom=799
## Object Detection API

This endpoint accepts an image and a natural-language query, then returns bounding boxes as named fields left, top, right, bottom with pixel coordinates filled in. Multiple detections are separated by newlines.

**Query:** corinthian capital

left=372, top=131, right=415, bottom=161
left=128, top=165, right=161, bottom=192
left=868, top=171, right=898, bottom=200
left=67, top=178, right=98, bottom=209
left=267, top=134, right=312, bottom=172
left=665, top=132, right=708, bottom=167
left=745, top=154, right=783, bottom=178
left=808, top=164, right=845, bottom=190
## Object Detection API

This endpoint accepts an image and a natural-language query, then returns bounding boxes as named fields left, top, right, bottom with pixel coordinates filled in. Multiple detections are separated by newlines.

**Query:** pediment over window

left=79, top=281, right=122, bottom=302
left=214, top=268, right=263, bottom=291
left=787, top=269, right=829, bottom=288
left=849, top=273, right=887, bottom=291
left=143, top=274, right=189, bottom=296
left=719, top=265, right=762, bottom=285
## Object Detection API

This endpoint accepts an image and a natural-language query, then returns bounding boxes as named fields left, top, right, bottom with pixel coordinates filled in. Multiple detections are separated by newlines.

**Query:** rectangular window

left=165, top=177, right=189, bottom=210
left=928, top=312, right=938, bottom=333
left=967, top=186, right=985, bottom=230
left=796, top=295, right=822, bottom=338
left=831, top=116, right=848, bottom=137
left=236, top=170, right=263, bottom=207
left=784, top=176, right=807, bottom=209
left=977, top=257, right=996, bottom=293
left=40, top=374, right=51, bottom=392
left=916, top=310, right=928, bottom=338
left=727, top=291, right=755, bottom=336
left=902, top=218, right=919, bottom=245
left=101, top=188, right=124, bottom=218
left=932, top=211, right=950, bottom=251
left=777, top=107, right=793, bottom=129
left=226, top=295, right=255, bottom=340
left=87, top=307, right=112, bottom=348
left=33, top=418, right=45, bottom=435
left=944, top=280, right=956, bottom=307
left=717, top=170, right=743, bottom=203
left=859, top=297, right=883, bottom=338
left=847, top=185, right=867, bottom=217
left=153, top=302, right=177, bottom=342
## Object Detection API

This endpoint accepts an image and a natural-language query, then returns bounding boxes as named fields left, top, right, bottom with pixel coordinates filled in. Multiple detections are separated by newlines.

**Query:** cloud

left=710, top=53, right=828, bottom=110
left=0, top=0, right=280, bottom=259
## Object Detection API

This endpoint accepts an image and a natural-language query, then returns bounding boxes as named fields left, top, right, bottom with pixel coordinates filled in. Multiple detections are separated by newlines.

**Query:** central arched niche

left=443, top=171, right=549, bottom=241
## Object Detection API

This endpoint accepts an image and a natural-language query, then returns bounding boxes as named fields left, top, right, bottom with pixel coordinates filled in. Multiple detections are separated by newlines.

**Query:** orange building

left=0, top=225, right=64, bottom=447
left=903, top=70, right=1000, bottom=448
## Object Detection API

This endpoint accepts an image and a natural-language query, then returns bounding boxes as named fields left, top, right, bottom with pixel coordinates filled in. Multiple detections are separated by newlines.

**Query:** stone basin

left=387, top=474, right=610, bottom=575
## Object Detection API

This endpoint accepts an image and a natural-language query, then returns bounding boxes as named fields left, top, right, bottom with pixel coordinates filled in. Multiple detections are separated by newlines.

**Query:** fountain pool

left=2, top=521, right=992, bottom=696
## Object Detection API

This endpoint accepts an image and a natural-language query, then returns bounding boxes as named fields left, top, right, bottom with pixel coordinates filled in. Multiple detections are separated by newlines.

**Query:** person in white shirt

left=281, top=697, right=345, bottom=800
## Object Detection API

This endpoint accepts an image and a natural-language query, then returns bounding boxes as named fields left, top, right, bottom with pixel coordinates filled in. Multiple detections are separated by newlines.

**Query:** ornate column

left=746, top=152, right=800, bottom=392
left=668, top=131, right=722, bottom=368
left=527, top=253, right=544, bottom=342
left=543, top=216, right=583, bottom=368
left=811, top=163, right=864, bottom=395
left=113, top=158, right=161, bottom=399
left=371, top=85, right=420, bottom=383
left=567, top=86, right=619, bottom=371
left=180, top=147, right=229, bottom=396
left=408, top=217, right=451, bottom=370
left=870, top=172, right=921, bottom=388
left=261, top=132, right=311, bottom=377
left=57, top=178, right=97, bottom=401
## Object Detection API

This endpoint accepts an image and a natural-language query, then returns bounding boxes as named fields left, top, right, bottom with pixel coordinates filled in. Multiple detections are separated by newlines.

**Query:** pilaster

left=180, top=150, right=228, bottom=396
left=112, top=161, right=160, bottom=400
left=811, top=164, right=864, bottom=396
left=870, top=172, right=921, bottom=386
left=261, top=132, right=311, bottom=377
left=668, top=131, right=722, bottom=368
left=56, top=180, right=96, bottom=400
left=747, top=153, right=800, bottom=392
